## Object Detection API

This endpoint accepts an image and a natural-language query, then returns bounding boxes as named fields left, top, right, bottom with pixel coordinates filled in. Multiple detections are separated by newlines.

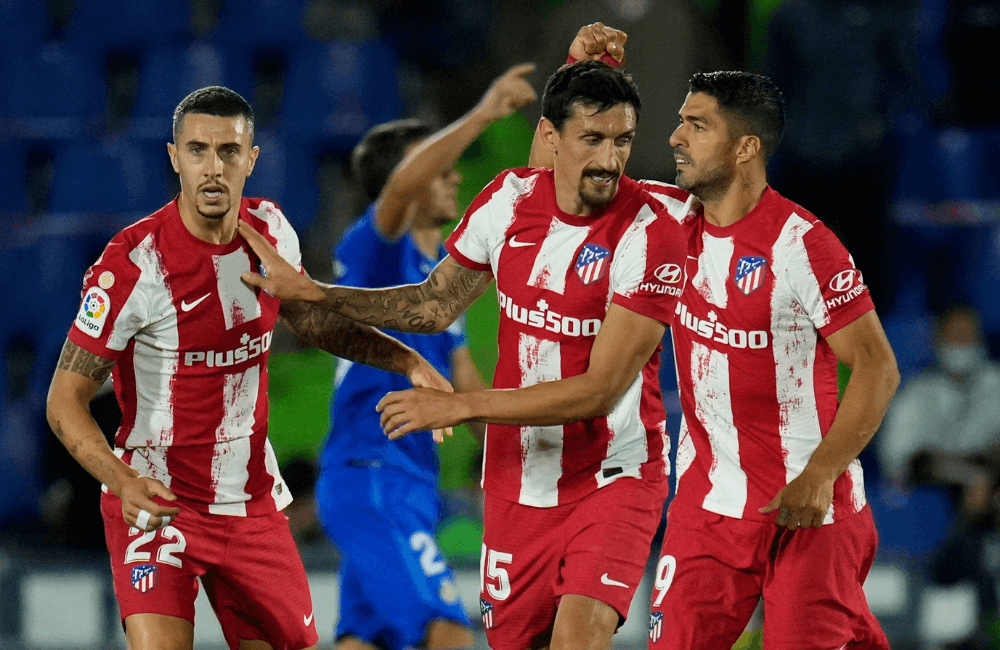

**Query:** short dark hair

left=689, top=71, right=785, bottom=160
left=542, top=60, right=641, bottom=132
left=172, top=86, right=255, bottom=144
left=350, top=118, right=433, bottom=203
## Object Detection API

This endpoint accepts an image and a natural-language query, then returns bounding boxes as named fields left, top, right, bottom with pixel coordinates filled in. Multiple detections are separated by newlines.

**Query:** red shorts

left=649, top=501, right=889, bottom=650
left=480, top=477, right=667, bottom=650
left=101, top=491, right=319, bottom=650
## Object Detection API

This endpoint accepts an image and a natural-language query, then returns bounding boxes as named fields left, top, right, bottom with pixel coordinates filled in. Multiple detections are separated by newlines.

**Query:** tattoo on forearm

left=58, top=339, right=115, bottom=384
left=322, top=264, right=491, bottom=334
left=282, top=302, right=409, bottom=373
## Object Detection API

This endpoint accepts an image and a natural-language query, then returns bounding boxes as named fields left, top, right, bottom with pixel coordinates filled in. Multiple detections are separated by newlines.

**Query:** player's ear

left=167, top=142, right=179, bottom=174
left=736, top=135, right=760, bottom=164
left=538, top=118, right=559, bottom=153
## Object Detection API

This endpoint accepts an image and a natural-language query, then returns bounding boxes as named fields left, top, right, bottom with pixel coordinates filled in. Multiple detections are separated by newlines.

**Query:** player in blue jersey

left=316, top=64, right=537, bottom=650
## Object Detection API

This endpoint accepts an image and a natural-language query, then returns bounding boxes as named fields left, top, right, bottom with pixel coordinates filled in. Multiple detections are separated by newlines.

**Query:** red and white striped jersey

left=68, top=197, right=301, bottom=517
left=642, top=181, right=875, bottom=523
left=446, top=168, right=687, bottom=507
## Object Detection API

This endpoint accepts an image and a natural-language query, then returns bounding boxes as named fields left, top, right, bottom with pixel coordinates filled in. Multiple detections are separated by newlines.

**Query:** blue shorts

left=316, top=462, right=470, bottom=650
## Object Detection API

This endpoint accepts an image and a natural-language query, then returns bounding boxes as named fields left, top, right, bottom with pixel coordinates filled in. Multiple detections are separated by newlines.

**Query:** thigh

left=480, top=492, right=568, bottom=650
left=559, top=478, right=667, bottom=621
left=209, top=511, right=319, bottom=650
left=318, top=467, right=469, bottom=650
left=763, top=506, right=890, bottom=650
left=649, top=504, right=765, bottom=650
left=101, top=491, right=204, bottom=625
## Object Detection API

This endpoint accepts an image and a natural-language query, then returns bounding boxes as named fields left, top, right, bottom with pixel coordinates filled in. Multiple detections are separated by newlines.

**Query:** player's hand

left=402, top=354, right=456, bottom=442
left=759, top=468, right=835, bottom=531
left=568, top=22, right=627, bottom=65
left=376, top=387, right=469, bottom=442
left=474, top=63, right=538, bottom=123
left=119, top=475, right=180, bottom=531
left=237, top=220, right=325, bottom=302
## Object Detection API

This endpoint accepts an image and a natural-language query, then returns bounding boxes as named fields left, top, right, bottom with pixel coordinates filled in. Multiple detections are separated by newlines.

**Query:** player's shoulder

left=101, top=201, right=175, bottom=265
left=630, top=178, right=699, bottom=226
left=490, top=166, right=548, bottom=195
left=243, top=197, right=299, bottom=242
left=767, top=188, right=842, bottom=246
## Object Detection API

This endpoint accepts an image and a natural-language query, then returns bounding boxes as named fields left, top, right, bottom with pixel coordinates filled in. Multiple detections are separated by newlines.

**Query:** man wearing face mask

left=879, top=303, right=1000, bottom=650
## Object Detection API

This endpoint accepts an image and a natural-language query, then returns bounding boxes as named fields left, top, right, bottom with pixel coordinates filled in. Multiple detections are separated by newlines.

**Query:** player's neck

left=701, top=171, right=767, bottom=228
left=177, top=196, right=239, bottom=245
left=410, top=225, right=442, bottom=258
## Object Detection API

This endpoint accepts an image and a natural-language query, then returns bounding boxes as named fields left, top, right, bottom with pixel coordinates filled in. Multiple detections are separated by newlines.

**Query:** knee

left=424, top=618, right=475, bottom=650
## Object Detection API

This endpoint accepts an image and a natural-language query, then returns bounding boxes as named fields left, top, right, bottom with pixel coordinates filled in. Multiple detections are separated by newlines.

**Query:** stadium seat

left=62, top=0, right=190, bottom=50
left=212, top=0, right=310, bottom=49
left=282, top=39, right=403, bottom=150
left=0, top=0, right=49, bottom=58
left=0, top=45, right=105, bottom=137
left=869, top=481, right=955, bottom=560
left=131, top=42, right=255, bottom=138
left=880, top=309, right=935, bottom=383
left=0, top=140, right=30, bottom=222
left=48, top=139, right=167, bottom=216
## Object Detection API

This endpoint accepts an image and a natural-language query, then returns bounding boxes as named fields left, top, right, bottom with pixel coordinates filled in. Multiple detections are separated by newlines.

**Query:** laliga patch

left=74, top=287, right=110, bottom=338
left=131, top=564, right=157, bottom=593
left=98, top=271, right=115, bottom=289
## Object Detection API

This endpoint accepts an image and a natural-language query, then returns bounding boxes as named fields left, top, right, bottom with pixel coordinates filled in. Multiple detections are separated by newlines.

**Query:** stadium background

left=1, top=0, right=998, bottom=647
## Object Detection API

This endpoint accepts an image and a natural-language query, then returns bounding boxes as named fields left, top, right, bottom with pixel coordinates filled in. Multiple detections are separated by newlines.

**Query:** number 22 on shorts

left=480, top=544, right=512, bottom=600
left=125, top=526, right=188, bottom=568
left=652, top=555, right=677, bottom=607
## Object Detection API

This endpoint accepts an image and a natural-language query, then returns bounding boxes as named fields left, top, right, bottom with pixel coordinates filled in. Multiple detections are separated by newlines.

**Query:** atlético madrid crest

left=576, top=244, right=611, bottom=285
left=649, top=611, right=664, bottom=643
left=131, top=564, right=157, bottom=593
left=734, top=256, right=767, bottom=295
left=480, top=598, right=494, bottom=629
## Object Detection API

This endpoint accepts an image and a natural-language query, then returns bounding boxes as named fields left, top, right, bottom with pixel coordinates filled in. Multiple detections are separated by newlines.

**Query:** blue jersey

left=321, top=205, right=468, bottom=484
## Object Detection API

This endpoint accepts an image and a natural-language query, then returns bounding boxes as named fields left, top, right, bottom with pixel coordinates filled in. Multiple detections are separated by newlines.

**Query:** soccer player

left=45, top=86, right=451, bottom=650
left=238, top=60, right=688, bottom=650
left=318, top=64, right=535, bottom=650
left=568, top=34, right=898, bottom=649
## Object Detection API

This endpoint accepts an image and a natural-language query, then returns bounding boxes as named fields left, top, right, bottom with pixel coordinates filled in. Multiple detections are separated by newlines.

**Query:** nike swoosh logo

left=508, top=236, right=534, bottom=248
left=304, top=611, right=314, bottom=626
left=600, top=573, right=629, bottom=588
left=180, top=293, right=211, bottom=312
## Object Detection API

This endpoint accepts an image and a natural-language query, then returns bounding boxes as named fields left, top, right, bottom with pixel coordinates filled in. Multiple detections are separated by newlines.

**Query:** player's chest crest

left=733, top=256, right=768, bottom=295
left=506, top=217, right=613, bottom=295
left=574, top=243, right=611, bottom=285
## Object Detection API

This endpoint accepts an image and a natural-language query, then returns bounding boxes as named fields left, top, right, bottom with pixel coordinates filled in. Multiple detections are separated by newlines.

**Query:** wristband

left=566, top=52, right=623, bottom=67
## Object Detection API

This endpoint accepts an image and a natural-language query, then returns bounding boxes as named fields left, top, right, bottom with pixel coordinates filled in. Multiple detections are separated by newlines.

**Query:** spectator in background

left=764, top=0, right=924, bottom=309
left=879, top=303, right=1000, bottom=649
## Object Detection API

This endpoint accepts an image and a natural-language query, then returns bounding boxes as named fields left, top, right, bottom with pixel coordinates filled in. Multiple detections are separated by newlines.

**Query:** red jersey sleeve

left=796, top=221, right=875, bottom=338
left=609, top=204, right=688, bottom=326
left=67, top=237, right=148, bottom=361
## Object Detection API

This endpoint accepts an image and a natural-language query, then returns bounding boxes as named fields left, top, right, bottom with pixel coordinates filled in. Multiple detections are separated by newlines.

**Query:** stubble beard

left=577, top=178, right=619, bottom=214
left=676, top=161, right=734, bottom=204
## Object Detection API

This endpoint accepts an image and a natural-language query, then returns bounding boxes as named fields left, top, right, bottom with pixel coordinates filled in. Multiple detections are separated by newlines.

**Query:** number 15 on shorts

left=481, top=544, right=512, bottom=600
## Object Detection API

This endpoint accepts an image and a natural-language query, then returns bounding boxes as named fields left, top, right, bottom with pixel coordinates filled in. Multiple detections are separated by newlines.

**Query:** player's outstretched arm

left=46, top=339, right=180, bottom=530
left=760, top=311, right=900, bottom=530
left=527, top=22, right=628, bottom=169
left=376, top=304, right=665, bottom=438
left=376, top=63, right=537, bottom=240
left=239, top=222, right=493, bottom=333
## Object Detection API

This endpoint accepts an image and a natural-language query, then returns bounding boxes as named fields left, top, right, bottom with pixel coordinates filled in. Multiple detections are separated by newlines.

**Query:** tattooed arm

left=238, top=219, right=494, bottom=334
left=46, top=339, right=179, bottom=530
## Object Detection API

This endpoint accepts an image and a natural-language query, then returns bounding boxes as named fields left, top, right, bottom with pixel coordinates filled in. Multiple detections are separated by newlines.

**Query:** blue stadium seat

left=282, top=39, right=403, bottom=150
left=48, top=139, right=167, bottom=216
left=63, top=0, right=190, bottom=50
left=0, top=140, right=30, bottom=221
left=212, top=0, right=310, bottom=49
left=0, top=45, right=105, bottom=135
left=893, top=126, right=1000, bottom=203
left=881, top=310, right=935, bottom=383
left=869, top=482, right=956, bottom=560
left=0, top=0, right=49, bottom=57
left=131, top=42, right=255, bottom=138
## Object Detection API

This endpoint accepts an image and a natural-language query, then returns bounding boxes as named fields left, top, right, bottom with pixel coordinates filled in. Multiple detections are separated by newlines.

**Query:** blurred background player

left=315, top=64, right=535, bottom=650
left=44, top=86, right=449, bottom=650
left=238, top=52, right=687, bottom=650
